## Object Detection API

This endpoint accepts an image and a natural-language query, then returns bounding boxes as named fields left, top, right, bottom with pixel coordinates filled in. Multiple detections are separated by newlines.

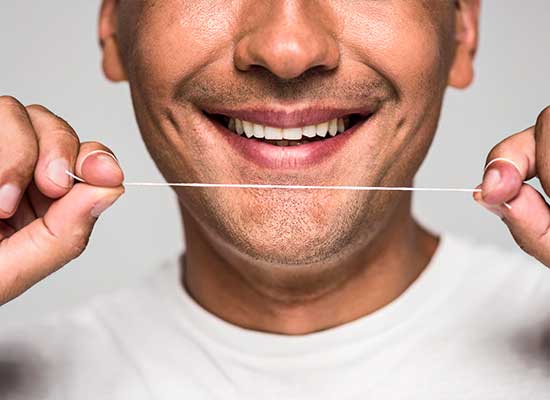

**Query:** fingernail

left=46, top=159, right=73, bottom=188
left=485, top=158, right=522, bottom=176
left=91, top=195, right=120, bottom=218
left=97, top=153, right=121, bottom=174
left=482, top=168, right=501, bottom=195
left=82, top=150, right=120, bottom=174
left=0, top=184, right=22, bottom=214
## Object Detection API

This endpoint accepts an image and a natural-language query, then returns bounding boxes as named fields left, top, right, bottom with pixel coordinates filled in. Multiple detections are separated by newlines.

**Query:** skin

left=0, top=0, right=547, bottom=335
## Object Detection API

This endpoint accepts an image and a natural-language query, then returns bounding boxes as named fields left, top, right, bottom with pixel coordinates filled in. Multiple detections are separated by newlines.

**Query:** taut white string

left=65, top=171, right=481, bottom=193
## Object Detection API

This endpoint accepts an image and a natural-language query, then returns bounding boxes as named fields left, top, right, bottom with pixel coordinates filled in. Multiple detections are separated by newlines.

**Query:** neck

left=180, top=196, right=438, bottom=335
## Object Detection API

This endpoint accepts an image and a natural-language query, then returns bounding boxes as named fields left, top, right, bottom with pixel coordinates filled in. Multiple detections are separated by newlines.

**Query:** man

left=0, top=0, right=548, bottom=398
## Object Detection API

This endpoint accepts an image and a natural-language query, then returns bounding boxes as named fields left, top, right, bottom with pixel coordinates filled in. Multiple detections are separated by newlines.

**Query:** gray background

left=0, top=1, right=548, bottom=324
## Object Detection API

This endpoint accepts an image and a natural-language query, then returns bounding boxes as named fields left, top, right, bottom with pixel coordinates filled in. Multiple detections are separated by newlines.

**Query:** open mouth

left=205, top=113, right=370, bottom=147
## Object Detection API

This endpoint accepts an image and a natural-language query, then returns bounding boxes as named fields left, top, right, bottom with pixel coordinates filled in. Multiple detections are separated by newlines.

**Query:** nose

left=234, top=2, right=340, bottom=80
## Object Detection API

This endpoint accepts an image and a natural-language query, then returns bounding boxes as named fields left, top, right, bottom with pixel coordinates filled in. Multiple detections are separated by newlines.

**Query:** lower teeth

left=263, top=137, right=323, bottom=147
left=273, top=140, right=301, bottom=147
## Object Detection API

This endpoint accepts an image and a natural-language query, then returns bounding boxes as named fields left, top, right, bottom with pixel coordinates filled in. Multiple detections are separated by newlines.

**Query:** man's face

left=111, top=1, right=465, bottom=266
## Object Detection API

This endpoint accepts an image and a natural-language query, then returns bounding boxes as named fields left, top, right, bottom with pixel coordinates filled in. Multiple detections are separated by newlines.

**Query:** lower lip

left=208, top=118, right=369, bottom=170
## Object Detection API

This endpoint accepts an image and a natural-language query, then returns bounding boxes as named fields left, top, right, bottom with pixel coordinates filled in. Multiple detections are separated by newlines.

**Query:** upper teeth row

left=227, top=118, right=348, bottom=140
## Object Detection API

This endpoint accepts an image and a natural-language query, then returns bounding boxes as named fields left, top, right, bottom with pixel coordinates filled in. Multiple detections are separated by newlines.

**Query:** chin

left=209, top=191, right=372, bottom=267
left=238, top=229, right=349, bottom=266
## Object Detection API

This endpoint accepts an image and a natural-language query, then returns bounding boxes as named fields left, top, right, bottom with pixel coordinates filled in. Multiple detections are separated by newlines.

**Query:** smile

left=211, top=115, right=369, bottom=147
left=202, top=107, right=375, bottom=169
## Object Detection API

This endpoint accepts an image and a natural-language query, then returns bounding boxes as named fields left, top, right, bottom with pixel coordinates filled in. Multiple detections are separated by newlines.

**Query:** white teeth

left=235, top=119, right=244, bottom=135
left=226, top=117, right=350, bottom=140
left=282, top=127, right=302, bottom=140
left=316, top=121, right=329, bottom=138
left=337, top=118, right=345, bottom=133
left=253, top=123, right=265, bottom=139
left=328, top=119, right=338, bottom=137
left=303, top=125, right=317, bottom=138
left=265, top=126, right=283, bottom=140
left=242, top=120, right=254, bottom=138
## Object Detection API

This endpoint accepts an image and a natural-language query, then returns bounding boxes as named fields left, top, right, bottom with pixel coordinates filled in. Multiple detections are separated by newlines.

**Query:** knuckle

left=537, top=106, right=550, bottom=126
left=486, top=142, right=507, bottom=162
left=82, top=141, right=113, bottom=154
left=26, top=105, right=81, bottom=145
left=68, top=230, right=91, bottom=257
left=48, top=122, right=80, bottom=146
left=0, top=150, right=39, bottom=182
left=0, top=95, right=23, bottom=110
left=485, top=135, right=525, bottom=166
left=517, top=240, right=531, bottom=255
left=53, top=227, right=90, bottom=260
left=66, top=131, right=81, bottom=149
left=27, top=222, right=55, bottom=255
left=25, top=103, right=49, bottom=114
left=510, top=231, right=532, bottom=254
left=34, top=220, right=90, bottom=262
left=0, top=96, right=27, bottom=121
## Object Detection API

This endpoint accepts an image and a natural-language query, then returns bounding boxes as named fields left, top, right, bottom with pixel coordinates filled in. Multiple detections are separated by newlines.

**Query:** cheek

left=343, top=7, right=451, bottom=98
left=341, top=5, right=453, bottom=180
left=121, top=0, right=241, bottom=182
left=127, top=0, right=237, bottom=98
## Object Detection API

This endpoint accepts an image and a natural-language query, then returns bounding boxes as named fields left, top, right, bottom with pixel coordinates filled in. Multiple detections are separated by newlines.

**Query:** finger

left=0, top=182, right=124, bottom=304
left=477, top=183, right=550, bottom=267
left=0, top=221, right=15, bottom=241
left=75, top=142, right=124, bottom=187
left=26, top=105, right=80, bottom=199
left=0, top=96, right=39, bottom=218
left=6, top=193, right=37, bottom=231
left=27, top=180, right=54, bottom=218
left=534, top=106, right=550, bottom=195
left=481, top=126, right=535, bottom=205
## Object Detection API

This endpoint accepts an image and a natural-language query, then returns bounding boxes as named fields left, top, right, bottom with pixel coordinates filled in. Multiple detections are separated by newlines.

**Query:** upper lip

left=202, top=106, right=375, bottom=129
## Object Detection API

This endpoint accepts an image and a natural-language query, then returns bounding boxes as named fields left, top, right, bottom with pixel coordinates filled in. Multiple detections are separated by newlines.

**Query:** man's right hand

left=0, top=96, right=125, bottom=306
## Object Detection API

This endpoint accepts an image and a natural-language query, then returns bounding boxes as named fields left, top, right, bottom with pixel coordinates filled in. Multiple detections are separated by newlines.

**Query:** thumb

left=0, top=182, right=124, bottom=304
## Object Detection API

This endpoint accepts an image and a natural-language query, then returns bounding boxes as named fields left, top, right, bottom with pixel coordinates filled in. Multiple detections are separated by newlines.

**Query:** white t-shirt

left=0, top=234, right=549, bottom=400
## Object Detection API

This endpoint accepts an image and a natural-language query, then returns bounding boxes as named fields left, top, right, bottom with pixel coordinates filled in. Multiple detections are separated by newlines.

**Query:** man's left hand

left=476, top=106, right=550, bottom=267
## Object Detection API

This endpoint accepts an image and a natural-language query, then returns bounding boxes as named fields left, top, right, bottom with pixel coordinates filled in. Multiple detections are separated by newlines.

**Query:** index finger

left=26, top=104, right=80, bottom=199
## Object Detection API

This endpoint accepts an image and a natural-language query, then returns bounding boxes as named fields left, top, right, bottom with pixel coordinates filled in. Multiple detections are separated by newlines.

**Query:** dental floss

left=65, top=171, right=481, bottom=193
